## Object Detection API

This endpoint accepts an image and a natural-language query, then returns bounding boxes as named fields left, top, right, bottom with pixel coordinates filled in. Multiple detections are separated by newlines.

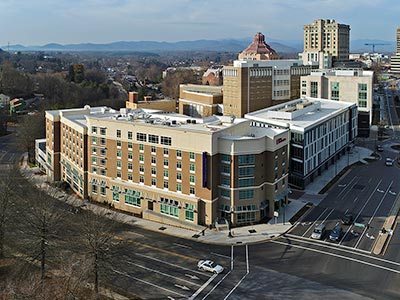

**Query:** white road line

left=112, top=269, right=186, bottom=297
left=302, top=207, right=329, bottom=237
left=337, top=176, right=359, bottom=198
left=270, top=240, right=400, bottom=274
left=353, top=197, right=358, bottom=203
left=231, top=246, right=234, bottom=270
left=342, top=179, right=383, bottom=246
left=189, top=273, right=218, bottom=300
left=126, top=261, right=201, bottom=287
left=210, top=252, right=231, bottom=259
left=200, top=271, right=231, bottom=300
left=133, top=253, right=209, bottom=277
left=344, top=208, right=349, bottom=214
left=282, top=234, right=400, bottom=267
left=354, top=181, right=393, bottom=249
left=173, top=243, right=192, bottom=249
left=222, top=245, right=250, bottom=300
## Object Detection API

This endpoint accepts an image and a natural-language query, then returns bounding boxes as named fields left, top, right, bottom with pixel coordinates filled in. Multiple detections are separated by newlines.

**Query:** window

left=160, top=200, right=179, bottom=217
left=128, top=152, right=133, bottom=160
left=92, top=126, right=97, bottom=134
left=92, top=184, right=97, bottom=193
left=189, top=186, right=195, bottom=195
left=163, top=148, right=169, bottom=155
left=239, top=189, right=254, bottom=200
left=116, top=161, right=122, bottom=169
left=128, top=142, right=133, bottom=150
left=331, top=82, right=340, bottom=101
left=176, top=161, right=182, bottom=169
left=151, top=156, right=156, bottom=165
left=139, top=165, right=144, bottom=173
left=220, top=189, right=230, bottom=199
left=112, top=186, right=120, bottom=202
left=220, top=176, right=230, bottom=187
left=221, top=165, right=230, bottom=175
left=151, top=178, right=156, bottom=186
left=116, top=140, right=121, bottom=148
left=92, top=157, right=97, bottom=164
left=139, top=154, right=144, bottom=162
left=100, top=128, right=106, bottom=135
left=189, top=163, right=195, bottom=172
left=176, top=183, right=182, bottom=192
left=164, top=159, right=169, bottom=167
left=176, top=150, right=182, bottom=158
left=128, top=162, right=133, bottom=171
left=149, top=134, right=159, bottom=144
left=151, top=167, right=156, bottom=176
left=151, top=146, right=156, bottom=153
left=100, top=186, right=106, bottom=196
left=238, top=167, right=254, bottom=177
left=117, top=171, right=121, bottom=179
left=238, top=155, right=254, bottom=165
left=100, top=159, right=106, bottom=166
left=185, top=203, right=195, bottom=221
left=128, top=173, right=132, bottom=181
left=137, top=133, right=147, bottom=142
left=358, top=83, right=368, bottom=108
left=92, top=136, right=97, bottom=144
left=238, top=177, right=254, bottom=187
left=139, top=144, right=144, bottom=151
left=139, top=176, right=144, bottom=184
left=311, top=81, right=318, bottom=98
left=176, top=172, right=182, bottom=181
left=164, top=181, right=169, bottom=189
left=92, top=166, right=97, bottom=173
left=164, top=170, right=169, bottom=178
left=128, top=131, right=133, bottom=140
left=117, top=129, right=121, bottom=138
left=124, top=189, right=141, bottom=207
left=92, top=147, right=97, bottom=154
left=189, top=152, right=195, bottom=160
left=189, top=175, right=195, bottom=184
left=221, top=154, right=230, bottom=163
left=117, top=150, right=121, bottom=158
left=161, top=136, right=171, bottom=146
left=100, top=148, right=106, bottom=156
left=100, top=169, right=106, bottom=176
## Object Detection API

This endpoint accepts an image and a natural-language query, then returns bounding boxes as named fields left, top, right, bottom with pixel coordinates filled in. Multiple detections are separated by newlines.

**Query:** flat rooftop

left=245, top=97, right=355, bottom=130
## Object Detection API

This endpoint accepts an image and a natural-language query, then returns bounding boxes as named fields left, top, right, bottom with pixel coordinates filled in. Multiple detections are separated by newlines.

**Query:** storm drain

left=158, top=226, right=167, bottom=231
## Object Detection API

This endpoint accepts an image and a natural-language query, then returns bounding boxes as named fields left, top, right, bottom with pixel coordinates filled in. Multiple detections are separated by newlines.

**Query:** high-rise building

left=246, top=98, right=358, bottom=189
left=300, top=69, right=373, bottom=137
left=301, top=19, right=350, bottom=68
left=391, top=27, right=400, bottom=73
left=238, top=32, right=279, bottom=61
left=43, top=106, right=290, bottom=228
left=222, top=59, right=311, bottom=117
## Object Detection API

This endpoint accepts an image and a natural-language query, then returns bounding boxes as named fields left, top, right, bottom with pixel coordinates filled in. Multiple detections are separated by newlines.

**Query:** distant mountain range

left=1, top=38, right=396, bottom=54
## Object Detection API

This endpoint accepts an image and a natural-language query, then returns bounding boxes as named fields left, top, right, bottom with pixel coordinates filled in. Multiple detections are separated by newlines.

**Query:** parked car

left=377, top=145, right=384, bottom=152
left=198, top=260, right=224, bottom=274
left=329, top=225, right=343, bottom=242
left=341, top=214, right=353, bottom=225
left=385, top=158, right=394, bottom=166
left=311, top=224, right=326, bottom=240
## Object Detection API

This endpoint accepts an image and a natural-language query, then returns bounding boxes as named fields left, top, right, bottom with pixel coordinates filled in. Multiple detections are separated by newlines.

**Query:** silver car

left=198, top=260, right=224, bottom=274
left=311, top=224, right=326, bottom=240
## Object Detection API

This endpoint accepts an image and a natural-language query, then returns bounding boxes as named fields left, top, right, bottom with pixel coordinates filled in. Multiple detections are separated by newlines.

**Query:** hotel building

left=246, top=98, right=357, bottom=189
left=44, top=106, right=289, bottom=228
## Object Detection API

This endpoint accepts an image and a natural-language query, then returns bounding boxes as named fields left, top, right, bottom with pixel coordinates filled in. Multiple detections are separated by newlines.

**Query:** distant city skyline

left=0, top=0, right=399, bottom=45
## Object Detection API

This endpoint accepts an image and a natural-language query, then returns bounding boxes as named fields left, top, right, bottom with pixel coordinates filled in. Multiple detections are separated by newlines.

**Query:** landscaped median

left=372, top=195, right=400, bottom=255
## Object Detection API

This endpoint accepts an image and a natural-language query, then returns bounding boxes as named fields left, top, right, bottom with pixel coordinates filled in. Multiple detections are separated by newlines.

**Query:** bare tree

left=80, top=211, right=117, bottom=300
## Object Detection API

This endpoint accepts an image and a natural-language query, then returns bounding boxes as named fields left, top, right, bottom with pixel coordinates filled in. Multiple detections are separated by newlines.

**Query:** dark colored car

left=341, top=214, right=353, bottom=225
left=377, top=145, right=383, bottom=152
left=329, top=225, right=343, bottom=242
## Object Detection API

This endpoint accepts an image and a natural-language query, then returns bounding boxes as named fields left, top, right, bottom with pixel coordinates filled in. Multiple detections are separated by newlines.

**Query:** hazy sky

left=0, top=0, right=399, bottom=45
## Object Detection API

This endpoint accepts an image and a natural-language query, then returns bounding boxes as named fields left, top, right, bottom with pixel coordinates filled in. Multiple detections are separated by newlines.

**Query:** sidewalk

left=21, top=146, right=373, bottom=246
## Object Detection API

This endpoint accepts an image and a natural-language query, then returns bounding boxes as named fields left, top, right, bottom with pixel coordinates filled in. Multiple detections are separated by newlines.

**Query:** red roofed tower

left=238, top=32, right=279, bottom=60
